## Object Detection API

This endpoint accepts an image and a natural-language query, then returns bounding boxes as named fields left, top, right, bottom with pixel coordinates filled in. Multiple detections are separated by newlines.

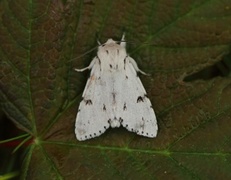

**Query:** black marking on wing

left=97, top=56, right=102, bottom=71
left=97, top=56, right=100, bottom=63
left=108, top=119, right=111, bottom=124
left=123, top=103, right=127, bottom=111
left=103, top=104, right=106, bottom=111
left=85, top=99, right=92, bottom=105
left=123, top=56, right=127, bottom=70
left=137, top=96, right=144, bottom=103
left=112, top=92, right=116, bottom=103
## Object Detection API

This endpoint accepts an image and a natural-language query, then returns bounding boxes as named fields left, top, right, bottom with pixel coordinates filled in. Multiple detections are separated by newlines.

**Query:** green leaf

left=1, top=0, right=231, bottom=179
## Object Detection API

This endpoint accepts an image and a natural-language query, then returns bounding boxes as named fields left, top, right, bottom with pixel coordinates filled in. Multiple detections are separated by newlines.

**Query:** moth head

left=98, top=33, right=126, bottom=48
left=106, top=38, right=116, bottom=44
left=98, top=39, right=120, bottom=50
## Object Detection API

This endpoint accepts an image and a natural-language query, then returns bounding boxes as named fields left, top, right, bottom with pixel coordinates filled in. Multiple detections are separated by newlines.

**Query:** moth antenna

left=120, top=32, right=126, bottom=48
left=67, top=46, right=98, bottom=62
left=97, top=40, right=101, bottom=45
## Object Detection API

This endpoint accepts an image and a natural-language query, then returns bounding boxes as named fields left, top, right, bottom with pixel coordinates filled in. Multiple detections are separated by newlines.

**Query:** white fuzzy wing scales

left=116, top=56, right=158, bottom=138
left=75, top=57, right=112, bottom=141
left=75, top=35, right=158, bottom=141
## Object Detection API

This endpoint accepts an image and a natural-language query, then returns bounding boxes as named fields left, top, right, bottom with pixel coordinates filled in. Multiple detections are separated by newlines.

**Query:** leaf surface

left=0, top=0, right=231, bottom=179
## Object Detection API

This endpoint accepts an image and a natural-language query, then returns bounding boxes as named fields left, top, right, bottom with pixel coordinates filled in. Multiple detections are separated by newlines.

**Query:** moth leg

left=128, top=58, right=149, bottom=76
left=75, top=58, right=97, bottom=72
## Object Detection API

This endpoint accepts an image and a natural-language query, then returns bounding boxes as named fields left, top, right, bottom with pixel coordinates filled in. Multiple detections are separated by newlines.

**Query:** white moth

left=75, top=34, right=157, bottom=141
